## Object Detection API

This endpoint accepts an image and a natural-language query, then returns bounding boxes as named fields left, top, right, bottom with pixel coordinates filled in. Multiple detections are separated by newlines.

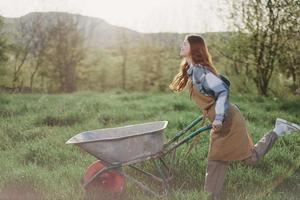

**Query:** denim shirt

left=187, top=64, right=230, bottom=122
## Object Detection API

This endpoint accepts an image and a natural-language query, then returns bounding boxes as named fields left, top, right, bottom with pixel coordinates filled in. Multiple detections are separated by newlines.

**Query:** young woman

left=169, top=33, right=300, bottom=200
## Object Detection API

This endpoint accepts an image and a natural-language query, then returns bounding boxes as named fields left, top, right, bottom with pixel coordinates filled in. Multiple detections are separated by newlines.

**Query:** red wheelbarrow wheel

left=83, top=160, right=125, bottom=197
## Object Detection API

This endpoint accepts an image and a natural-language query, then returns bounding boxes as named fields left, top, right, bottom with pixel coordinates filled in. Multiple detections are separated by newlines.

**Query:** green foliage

left=1, top=12, right=299, bottom=96
left=0, top=17, right=8, bottom=80
left=224, top=0, right=300, bottom=96
left=0, top=91, right=299, bottom=199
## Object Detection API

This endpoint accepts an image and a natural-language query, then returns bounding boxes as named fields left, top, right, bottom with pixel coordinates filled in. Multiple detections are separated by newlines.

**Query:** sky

left=0, top=0, right=230, bottom=33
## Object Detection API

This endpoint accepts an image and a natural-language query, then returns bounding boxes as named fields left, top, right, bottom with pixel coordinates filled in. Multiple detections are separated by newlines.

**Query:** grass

left=0, top=90, right=299, bottom=200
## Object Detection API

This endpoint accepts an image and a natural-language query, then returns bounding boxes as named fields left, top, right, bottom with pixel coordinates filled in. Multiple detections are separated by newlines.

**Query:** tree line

left=0, top=13, right=177, bottom=93
left=217, top=0, right=300, bottom=96
left=0, top=14, right=86, bottom=93
left=0, top=0, right=299, bottom=96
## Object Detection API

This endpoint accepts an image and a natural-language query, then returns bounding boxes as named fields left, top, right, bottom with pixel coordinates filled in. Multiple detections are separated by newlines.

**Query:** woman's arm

left=188, top=65, right=230, bottom=122
left=204, top=72, right=229, bottom=122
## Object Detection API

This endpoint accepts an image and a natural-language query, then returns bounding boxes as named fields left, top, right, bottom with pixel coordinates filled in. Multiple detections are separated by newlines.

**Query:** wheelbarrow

left=66, top=115, right=212, bottom=198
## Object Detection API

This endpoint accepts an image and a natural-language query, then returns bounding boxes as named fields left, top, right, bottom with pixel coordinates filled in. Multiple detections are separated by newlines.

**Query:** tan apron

left=188, top=80, right=254, bottom=161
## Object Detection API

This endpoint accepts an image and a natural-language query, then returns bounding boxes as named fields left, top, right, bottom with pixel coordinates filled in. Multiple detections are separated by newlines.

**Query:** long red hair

left=169, top=34, right=219, bottom=92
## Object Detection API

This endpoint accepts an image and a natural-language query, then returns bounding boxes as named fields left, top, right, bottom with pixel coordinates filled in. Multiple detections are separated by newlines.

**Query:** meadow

left=0, top=91, right=299, bottom=200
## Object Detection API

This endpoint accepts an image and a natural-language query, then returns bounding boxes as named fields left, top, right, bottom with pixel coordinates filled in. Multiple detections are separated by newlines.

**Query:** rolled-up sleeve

left=204, top=73, right=230, bottom=122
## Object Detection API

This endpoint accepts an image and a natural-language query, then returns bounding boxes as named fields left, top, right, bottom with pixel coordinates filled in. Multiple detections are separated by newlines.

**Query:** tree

left=119, top=30, right=129, bottom=90
left=150, top=33, right=169, bottom=91
left=137, top=37, right=156, bottom=91
left=136, top=34, right=168, bottom=91
left=277, top=1, right=300, bottom=94
left=28, top=14, right=51, bottom=91
left=1, top=13, right=51, bottom=92
left=10, top=18, right=34, bottom=89
left=224, top=0, right=300, bottom=96
left=0, top=17, right=8, bottom=81
left=47, top=14, right=86, bottom=93
left=278, top=36, right=300, bottom=94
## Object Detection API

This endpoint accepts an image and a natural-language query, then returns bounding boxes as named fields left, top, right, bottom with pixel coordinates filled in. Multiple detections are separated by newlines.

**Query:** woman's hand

left=212, top=119, right=223, bottom=133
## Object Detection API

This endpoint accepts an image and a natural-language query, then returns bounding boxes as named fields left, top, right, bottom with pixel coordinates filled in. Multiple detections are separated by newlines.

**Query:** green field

left=0, top=91, right=299, bottom=200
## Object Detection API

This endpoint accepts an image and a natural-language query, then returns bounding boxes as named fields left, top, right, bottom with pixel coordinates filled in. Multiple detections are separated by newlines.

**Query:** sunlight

left=0, top=0, right=228, bottom=33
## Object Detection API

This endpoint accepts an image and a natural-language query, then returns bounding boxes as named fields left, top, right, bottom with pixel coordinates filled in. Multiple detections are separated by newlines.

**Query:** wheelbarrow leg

left=154, top=159, right=174, bottom=196
left=121, top=172, right=159, bottom=198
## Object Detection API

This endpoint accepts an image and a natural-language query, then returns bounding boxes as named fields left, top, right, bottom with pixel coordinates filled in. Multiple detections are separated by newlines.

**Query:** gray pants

left=204, top=130, right=278, bottom=200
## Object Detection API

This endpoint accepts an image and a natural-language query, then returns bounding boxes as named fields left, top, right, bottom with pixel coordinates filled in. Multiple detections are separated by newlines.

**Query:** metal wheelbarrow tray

left=66, top=121, right=168, bottom=165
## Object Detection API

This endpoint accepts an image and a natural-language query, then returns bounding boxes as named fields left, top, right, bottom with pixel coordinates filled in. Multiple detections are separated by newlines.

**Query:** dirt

left=0, top=183, right=42, bottom=200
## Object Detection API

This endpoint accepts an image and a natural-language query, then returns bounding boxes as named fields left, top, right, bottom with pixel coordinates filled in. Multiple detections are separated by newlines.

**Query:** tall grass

left=0, top=91, right=299, bottom=199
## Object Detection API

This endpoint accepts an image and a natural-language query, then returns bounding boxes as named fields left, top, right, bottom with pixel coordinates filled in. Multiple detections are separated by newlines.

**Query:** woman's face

left=180, top=38, right=190, bottom=57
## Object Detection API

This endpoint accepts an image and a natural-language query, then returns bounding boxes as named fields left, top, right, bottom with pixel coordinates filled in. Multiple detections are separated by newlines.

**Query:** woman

left=169, top=34, right=300, bottom=200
